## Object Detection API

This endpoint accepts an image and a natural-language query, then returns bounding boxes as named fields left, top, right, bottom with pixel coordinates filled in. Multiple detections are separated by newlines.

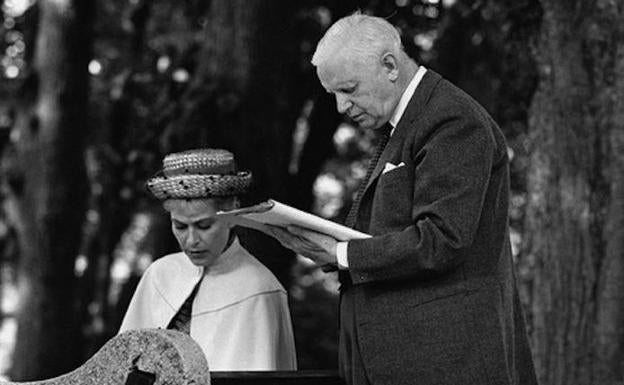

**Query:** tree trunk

left=76, top=1, right=155, bottom=360
left=173, top=0, right=299, bottom=200
left=526, top=1, right=624, bottom=384
left=3, top=0, right=93, bottom=380
left=159, top=0, right=302, bottom=286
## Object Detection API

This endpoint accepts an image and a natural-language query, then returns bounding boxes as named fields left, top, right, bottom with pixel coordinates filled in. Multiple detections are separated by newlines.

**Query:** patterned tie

left=167, top=280, right=201, bottom=334
left=345, top=123, right=392, bottom=228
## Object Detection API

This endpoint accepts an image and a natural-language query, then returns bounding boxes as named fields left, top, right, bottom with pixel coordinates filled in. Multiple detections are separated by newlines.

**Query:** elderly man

left=269, top=13, right=538, bottom=385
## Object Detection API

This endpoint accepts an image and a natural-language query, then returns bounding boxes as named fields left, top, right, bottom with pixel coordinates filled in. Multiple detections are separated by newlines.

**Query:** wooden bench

left=211, top=371, right=344, bottom=385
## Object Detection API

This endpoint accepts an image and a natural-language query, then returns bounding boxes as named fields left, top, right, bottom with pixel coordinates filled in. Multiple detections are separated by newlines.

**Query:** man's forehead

left=317, top=58, right=360, bottom=90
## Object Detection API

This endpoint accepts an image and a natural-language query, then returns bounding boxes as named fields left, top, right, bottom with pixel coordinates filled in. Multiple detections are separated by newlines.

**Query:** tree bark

left=526, top=1, right=624, bottom=384
left=3, top=0, right=93, bottom=380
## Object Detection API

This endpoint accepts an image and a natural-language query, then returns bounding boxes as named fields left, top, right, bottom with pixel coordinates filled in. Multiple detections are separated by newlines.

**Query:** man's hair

left=311, top=13, right=403, bottom=67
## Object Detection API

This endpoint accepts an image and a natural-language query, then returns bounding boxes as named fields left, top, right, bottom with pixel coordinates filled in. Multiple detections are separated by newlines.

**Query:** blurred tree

left=525, top=0, right=624, bottom=384
left=74, top=0, right=165, bottom=359
left=0, top=0, right=94, bottom=380
left=164, top=0, right=302, bottom=285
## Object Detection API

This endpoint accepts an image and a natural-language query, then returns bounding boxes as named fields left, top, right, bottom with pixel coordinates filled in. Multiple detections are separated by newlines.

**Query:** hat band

left=163, top=163, right=234, bottom=177
left=147, top=171, right=252, bottom=200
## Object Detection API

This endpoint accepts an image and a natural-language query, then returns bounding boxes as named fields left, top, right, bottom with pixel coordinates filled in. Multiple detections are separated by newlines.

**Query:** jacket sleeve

left=348, top=110, right=501, bottom=284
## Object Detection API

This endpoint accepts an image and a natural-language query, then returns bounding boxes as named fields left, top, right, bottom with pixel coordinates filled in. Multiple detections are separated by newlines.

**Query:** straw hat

left=147, top=149, right=252, bottom=200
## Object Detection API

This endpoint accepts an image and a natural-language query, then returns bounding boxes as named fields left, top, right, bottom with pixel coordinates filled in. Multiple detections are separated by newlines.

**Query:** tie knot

left=377, top=123, right=392, bottom=150
left=380, top=122, right=392, bottom=134
left=378, top=123, right=392, bottom=145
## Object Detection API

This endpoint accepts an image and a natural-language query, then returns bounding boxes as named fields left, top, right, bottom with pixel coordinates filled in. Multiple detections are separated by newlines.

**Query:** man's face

left=317, top=54, right=398, bottom=130
left=169, top=199, right=232, bottom=268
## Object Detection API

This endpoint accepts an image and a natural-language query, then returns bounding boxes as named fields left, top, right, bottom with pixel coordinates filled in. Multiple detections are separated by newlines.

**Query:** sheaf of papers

left=215, top=199, right=371, bottom=242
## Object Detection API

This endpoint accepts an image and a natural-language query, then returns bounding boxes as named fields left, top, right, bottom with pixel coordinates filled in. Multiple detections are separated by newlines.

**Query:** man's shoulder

left=405, top=72, right=496, bottom=131
left=430, top=78, right=488, bottom=116
left=403, top=72, right=506, bottom=157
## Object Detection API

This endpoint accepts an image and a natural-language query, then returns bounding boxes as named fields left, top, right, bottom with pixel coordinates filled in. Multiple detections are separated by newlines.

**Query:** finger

left=286, top=225, right=306, bottom=235
left=287, top=228, right=321, bottom=245
left=287, top=225, right=322, bottom=239
left=270, top=226, right=308, bottom=251
left=262, top=226, right=292, bottom=248
left=257, top=225, right=277, bottom=238
left=270, top=226, right=294, bottom=241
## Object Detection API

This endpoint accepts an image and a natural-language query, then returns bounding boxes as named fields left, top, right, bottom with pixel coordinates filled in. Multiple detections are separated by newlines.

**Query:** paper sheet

left=216, top=199, right=371, bottom=242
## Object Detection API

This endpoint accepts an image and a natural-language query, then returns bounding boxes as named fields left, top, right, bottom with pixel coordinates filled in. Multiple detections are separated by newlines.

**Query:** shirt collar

left=201, top=236, right=243, bottom=276
left=389, top=65, right=427, bottom=130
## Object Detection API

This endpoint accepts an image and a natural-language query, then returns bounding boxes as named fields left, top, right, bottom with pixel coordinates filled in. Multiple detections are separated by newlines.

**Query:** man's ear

left=381, top=52, right=399, bottom=82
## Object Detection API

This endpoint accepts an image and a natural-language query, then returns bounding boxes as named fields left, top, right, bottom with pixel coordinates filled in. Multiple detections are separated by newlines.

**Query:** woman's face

left=167, top=198, right=236, bottom=269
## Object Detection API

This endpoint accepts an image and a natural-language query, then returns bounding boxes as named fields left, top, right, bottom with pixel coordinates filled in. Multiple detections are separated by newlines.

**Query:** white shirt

left=337, top=66, right=428, bottom=268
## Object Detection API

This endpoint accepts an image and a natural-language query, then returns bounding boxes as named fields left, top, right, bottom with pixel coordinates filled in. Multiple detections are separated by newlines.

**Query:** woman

left=119, top=148, right=297, bottom=371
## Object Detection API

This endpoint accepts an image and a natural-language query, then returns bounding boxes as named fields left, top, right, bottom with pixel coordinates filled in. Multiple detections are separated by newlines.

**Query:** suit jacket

left=345, top=70, right=538, bottom=385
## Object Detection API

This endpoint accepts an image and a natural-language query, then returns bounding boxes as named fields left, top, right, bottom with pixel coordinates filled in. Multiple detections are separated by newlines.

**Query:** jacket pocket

left=371, top=165, right=412, bottom=229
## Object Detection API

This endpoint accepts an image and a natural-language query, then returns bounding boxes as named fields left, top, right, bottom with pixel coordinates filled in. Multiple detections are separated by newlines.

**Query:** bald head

left=312, top=13, right=404, bottom=68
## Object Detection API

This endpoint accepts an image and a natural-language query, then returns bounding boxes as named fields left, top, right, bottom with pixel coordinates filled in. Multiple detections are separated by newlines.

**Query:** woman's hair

left=311, top=12, right=403, bottom=67
left=162, top=197, right=240, bottom=213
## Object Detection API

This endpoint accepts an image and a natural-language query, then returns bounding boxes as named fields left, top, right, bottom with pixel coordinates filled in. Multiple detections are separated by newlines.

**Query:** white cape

left=119, top=238, right=297, bottom=371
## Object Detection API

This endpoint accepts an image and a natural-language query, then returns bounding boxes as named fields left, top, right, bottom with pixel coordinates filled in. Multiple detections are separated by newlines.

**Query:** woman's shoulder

left=145, top=252, right=199, bottom=282
left=234, top=246, right=286, bottom=294
left=147, top=251, right=186, bottom=270
left=192, top=243, right=286, bottom=313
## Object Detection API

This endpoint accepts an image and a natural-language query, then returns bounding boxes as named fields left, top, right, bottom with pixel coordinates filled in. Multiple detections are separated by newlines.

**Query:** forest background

left=0, top=0, right=622, bottom=384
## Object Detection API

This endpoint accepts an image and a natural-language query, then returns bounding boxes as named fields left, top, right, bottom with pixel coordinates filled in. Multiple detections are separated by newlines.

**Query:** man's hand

left=266, top=225, right=338, bottom=267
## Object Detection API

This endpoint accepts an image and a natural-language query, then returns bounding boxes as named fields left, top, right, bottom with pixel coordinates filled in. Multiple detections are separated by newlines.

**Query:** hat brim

left=147, top=171, right=252, bottom=200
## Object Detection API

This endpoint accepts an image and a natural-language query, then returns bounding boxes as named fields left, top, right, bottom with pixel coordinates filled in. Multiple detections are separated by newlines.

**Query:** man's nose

left=336, top=94, right=351, bottom=114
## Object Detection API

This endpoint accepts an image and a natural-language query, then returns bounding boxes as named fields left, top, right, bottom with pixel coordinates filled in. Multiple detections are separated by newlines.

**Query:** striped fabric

left=345, top=124, right=392, bottom=228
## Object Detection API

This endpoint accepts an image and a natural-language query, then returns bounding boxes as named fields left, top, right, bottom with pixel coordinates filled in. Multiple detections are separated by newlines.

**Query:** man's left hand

left=266, top=225, right=338, bottom=266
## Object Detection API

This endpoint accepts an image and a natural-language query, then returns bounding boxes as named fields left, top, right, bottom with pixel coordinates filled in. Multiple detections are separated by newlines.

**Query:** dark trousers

left=339, top=279, right=372, bottom=385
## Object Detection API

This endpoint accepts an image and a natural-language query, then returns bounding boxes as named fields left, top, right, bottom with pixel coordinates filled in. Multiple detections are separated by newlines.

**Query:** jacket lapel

left=158, top=253, right=204, bottom=314
left=362, top=69, right=442, bottom=195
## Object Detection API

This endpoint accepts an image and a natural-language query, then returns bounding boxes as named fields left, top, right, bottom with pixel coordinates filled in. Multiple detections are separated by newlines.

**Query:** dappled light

left=2, top=0, right=34, bottom=18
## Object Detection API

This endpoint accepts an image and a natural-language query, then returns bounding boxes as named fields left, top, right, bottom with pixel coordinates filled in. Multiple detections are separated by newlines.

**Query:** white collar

left=389, top=65, right=427, bottom=130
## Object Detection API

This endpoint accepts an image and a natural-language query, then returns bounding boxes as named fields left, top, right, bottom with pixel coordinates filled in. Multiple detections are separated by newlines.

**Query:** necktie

left=345, top=124, right=392, bottom=228
left=167, top=280, right=201, bottom=334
